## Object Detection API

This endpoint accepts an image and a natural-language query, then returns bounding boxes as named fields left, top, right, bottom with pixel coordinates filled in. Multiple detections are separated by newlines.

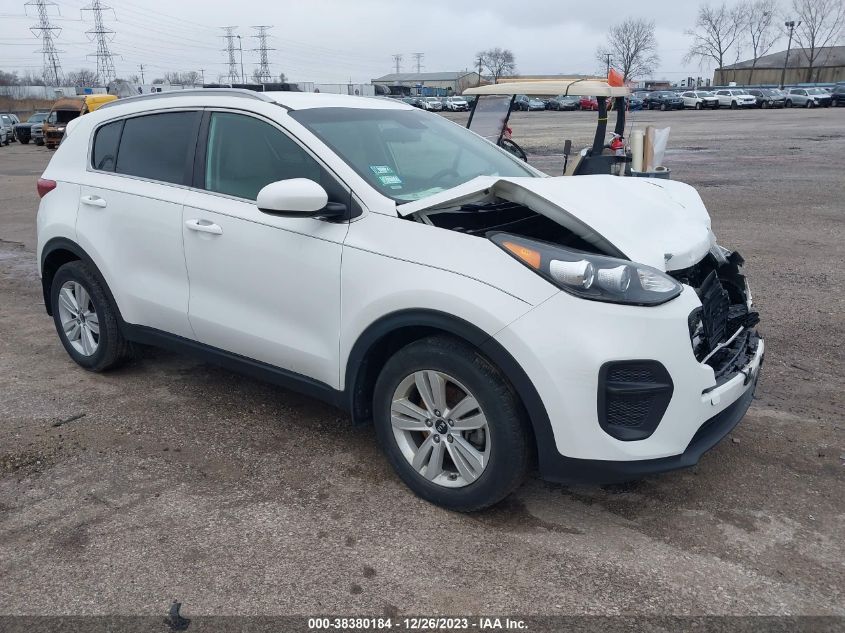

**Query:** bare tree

left=741, top=0, right=782, bottom=83
left=475, top=48, right=516, bottom=83
left=163, top=71, right=201, bottom=86
left=278, top=72, right=287, bottom=83
left=65, top=69, right=99, bottom=87
left=787, top=0, right=845, bottom=82
left=595, top=18, right=660, bottom=80
left=685, top=3, right=746, bottom=71
left=0, top=70, right=20, bottom=86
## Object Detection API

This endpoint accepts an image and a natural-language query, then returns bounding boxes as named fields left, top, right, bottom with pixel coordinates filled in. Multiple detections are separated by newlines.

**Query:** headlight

left=491, top=233, right=682, bottom=306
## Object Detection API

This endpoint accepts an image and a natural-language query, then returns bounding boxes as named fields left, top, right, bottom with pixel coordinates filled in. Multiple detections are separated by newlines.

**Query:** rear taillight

left=37, top=178, right=57, bottom=198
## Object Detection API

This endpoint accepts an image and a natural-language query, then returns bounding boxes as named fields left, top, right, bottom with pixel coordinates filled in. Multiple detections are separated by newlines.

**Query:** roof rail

left=98, top=88, right=275, bottom=110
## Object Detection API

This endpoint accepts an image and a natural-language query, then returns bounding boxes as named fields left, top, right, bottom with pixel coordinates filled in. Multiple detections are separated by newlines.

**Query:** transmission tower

left=392, top=53, right=403, bottom=74
left=222, top=27, right=239, bottom=84
left=25, top=0, right=63, bottom=86
left=251, top=26, right=274, bottom=83
left=81, top=0, right=116, bottom=85
left=412, top=52, right=424, bottom=74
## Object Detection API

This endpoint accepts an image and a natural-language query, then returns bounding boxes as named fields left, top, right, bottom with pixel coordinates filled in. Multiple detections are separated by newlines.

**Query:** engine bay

left=411, top=198, right=607, bottom=255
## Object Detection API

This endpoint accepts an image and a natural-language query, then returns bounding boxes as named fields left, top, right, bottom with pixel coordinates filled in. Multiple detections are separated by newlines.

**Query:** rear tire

left=50, top=261, right=133, bottom=372
left=731, top=100, right=737, bottom=109
left=373, top=336, right=531, bottom=512
left=806, top=100, right=813, bottom=108
left=785, top=99, right=792, bottom=108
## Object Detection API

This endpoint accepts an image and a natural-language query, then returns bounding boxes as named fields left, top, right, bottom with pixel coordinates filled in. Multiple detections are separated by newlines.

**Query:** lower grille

left=598, top=361, right=674, bottom=441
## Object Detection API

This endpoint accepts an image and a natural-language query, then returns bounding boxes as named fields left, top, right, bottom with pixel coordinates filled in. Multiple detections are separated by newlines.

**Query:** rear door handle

left=185, top=219, right=223, bottom=235
left=80, top=195, right=107, bottom=208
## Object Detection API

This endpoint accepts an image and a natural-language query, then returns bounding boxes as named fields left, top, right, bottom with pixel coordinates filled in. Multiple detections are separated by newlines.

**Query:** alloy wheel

left=390, top=370, right=491, bottom=488
left=57, top=280, right=100, bottom=356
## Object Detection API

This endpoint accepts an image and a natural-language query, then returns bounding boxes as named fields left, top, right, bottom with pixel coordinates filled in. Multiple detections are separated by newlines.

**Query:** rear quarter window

left=92, top=119, right=124, bottom=172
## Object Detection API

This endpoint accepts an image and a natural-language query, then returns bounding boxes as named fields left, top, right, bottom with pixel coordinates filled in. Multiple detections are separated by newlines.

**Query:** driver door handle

left=185, top=219, right=223, bottom=235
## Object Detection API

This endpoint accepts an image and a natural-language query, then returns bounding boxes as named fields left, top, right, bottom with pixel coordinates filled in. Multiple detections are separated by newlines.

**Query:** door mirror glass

left=256, top=178, right=329, bottom=216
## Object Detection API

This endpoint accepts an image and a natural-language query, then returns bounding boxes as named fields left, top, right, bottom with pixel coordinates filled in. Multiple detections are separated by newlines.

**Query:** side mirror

left=257, top=178, right=332, bottom=217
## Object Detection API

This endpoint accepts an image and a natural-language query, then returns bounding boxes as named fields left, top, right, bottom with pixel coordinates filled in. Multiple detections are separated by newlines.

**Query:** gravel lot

left=0, top=108, right=843, bottom=619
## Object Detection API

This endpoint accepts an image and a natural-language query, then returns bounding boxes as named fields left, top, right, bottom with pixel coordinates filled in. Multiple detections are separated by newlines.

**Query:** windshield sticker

left=370, top=165, right=395, bottom=176
left=377, top=174, right=403, bottom=186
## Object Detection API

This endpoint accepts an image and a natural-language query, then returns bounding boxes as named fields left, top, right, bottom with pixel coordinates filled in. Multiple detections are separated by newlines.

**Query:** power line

left=81, top=0, right=116, bottom=84
left=412, top=52, right=424, bottom=74
left=251, top=25, right=273, bottom=83
left=221, top=26, right=239, bottom=84
left=25, top=0, right=63, bottom=85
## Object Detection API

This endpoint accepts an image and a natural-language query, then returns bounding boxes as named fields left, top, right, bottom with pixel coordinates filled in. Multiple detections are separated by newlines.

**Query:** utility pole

left=780, top=20, right=801, bottom=89
left=236, top=34, right=245, bottom=84
left=251, top=26, right=274, bottom=83
left=221, top=27, right=239, bottom=84
left=604, top=53, right=613, bottom=76
left=138, top=63, right=145, bottom=83
left=81, top=0, right=117, bottom=86
left=476, top=56, right=483, bottom=85
left=199, top=68, right=205, bottom=84
left=25, top=0, right=63, bottom=86
left=413, top=52, right=424, bottom=74
left=392, top=53, right=403, bottom=74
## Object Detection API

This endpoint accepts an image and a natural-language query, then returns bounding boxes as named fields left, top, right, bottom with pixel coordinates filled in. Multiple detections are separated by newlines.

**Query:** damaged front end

left=670, top=247, right=762, bottom=386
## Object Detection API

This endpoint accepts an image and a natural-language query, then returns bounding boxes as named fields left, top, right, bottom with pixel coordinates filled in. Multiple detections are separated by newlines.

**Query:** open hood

left=398, top=175, right=714, bottom=271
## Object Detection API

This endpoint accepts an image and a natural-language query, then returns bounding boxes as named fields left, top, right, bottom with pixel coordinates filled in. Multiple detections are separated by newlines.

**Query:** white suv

left=36, top=89, right=764, bottom=511
left=713, top=89, right=757, bottom=109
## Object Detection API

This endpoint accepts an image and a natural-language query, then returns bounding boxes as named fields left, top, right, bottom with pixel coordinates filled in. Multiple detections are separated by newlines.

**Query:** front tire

left=695, top=102, right=702, bottom=110
left=50, top=261, right=133, bottom=372
left=785, top=99, right=792, bottom=108
left=373, top=336, right=531, bottom=512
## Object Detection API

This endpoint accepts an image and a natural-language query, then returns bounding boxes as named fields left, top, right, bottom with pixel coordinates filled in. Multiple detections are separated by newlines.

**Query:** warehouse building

left=714, top=46, right=845, bottom=85
left=371, top=71, right=481, bottom=96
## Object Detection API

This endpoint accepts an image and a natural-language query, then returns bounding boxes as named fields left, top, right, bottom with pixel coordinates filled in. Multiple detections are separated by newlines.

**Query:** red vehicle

left=579, top=96, right=598, bottom=111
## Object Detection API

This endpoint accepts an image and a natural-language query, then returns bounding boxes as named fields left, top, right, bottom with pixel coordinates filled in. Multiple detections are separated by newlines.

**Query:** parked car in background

left=43, top=94, right=118, bottom=149
left=1, top=114, right=20, bottom=142
left=31, top=121, right=45, bottom=145
left=578, top=96, right=599, bottom=111
left=548, top=95, right=580, bottom=110
left=831, top=82, right=845, bottom=106
left=680, top=90, right=719, bottom=109
left=713, top=89, right=757, bottom=109
left=746, top=88, right=786, bottom=109
left=423, top=97, right=443, bottom=111
left=785, top=87, right=832, bottom=108
left=443, top=96, right=469, bottom=112
left=644, top=91, right=684, bottom=110
left=0, top=117, right=11, bottom=146
left=626, top=95, right=644, bottom=111
left=514, top=95, right=546, bottom=111
left=14, top=111, right=49, bottom=144
left=35, top=89, right=764, bottom=511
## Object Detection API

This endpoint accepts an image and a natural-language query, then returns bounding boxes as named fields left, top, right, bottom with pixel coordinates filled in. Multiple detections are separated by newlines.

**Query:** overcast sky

left=1, top=0, right=754, bottom=84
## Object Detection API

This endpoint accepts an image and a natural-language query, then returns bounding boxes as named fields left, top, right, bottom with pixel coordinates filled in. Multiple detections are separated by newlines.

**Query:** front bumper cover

left=540, top=338, right=763, bottom=484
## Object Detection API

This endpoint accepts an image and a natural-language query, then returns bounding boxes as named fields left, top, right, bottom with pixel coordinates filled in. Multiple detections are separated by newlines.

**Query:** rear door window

left=115, top=111, right=200, bottom=185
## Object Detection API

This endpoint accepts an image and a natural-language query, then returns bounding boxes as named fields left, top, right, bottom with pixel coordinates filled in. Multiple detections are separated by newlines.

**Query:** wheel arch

left=345, top=309, right=554, bottom=469
left=41, top=238, right=123, bottom=322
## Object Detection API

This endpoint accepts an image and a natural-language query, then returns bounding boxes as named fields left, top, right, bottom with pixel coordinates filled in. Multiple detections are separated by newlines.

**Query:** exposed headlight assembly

left=491, top=233, right=682, bottom=306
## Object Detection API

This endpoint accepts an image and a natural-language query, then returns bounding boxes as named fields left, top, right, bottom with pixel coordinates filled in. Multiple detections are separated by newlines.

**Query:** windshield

left=807, top=88, right=827, bottom=94
left=290, top=107, right=537, bottom=202
left=28, top=113, right=48, bottom=123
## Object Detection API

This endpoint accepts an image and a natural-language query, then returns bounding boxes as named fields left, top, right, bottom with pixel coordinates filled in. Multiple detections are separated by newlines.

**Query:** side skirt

left=121, top=324, right=347, bottom=411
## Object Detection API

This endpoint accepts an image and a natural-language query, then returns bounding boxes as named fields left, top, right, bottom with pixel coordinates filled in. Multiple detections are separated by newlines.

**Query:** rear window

left=114, top=111, right=199, bottom=185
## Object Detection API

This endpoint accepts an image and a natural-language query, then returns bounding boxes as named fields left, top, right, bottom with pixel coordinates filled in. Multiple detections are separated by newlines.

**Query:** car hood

left=398, top=175, right=715, bottom=271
